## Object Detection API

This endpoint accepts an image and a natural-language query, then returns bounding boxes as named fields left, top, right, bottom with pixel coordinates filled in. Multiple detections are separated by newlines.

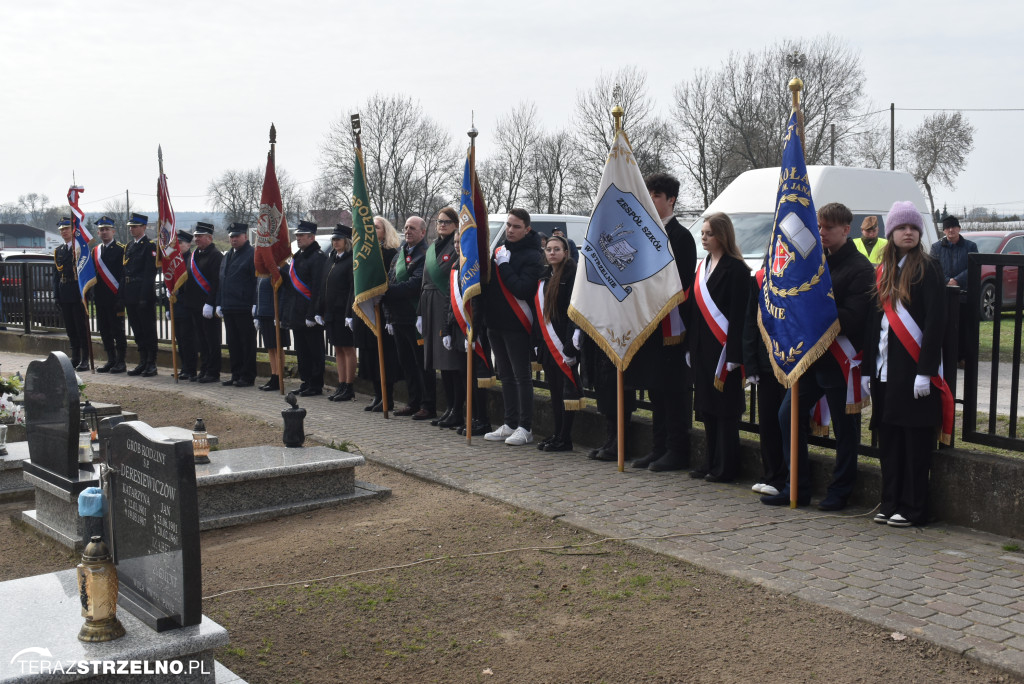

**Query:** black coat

left=121, top=236, right=158, bottom=304
left=535, top=260, right=577, bottom=362
left=690, top=254, right=749, bottom=418
left=318, top=248, right=354, bottom=322
left=828, top=238, right=876, bottom=353
left=863, top=256, right=947, bottom=429
left=217, top=241, right=256, bottom=313
left=483, top=228, right=543, bottom=332
left=625, top=216, right=698, bottom=390
left=53, top=243, right=80, bottom=304
left=383, top=240, right=426, bottom=325
left=91, top=240, right=125, bottom=306
left=279, top=241, right=326, bottom=327
left=181, top=243, right=223, bottom=310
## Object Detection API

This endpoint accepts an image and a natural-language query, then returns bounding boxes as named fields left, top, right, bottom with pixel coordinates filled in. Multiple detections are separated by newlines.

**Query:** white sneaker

left=760, top=485, right=780, bottom=497
left=752, top=483, right=766, bottom=493
left=504, top=426, right=533, bottom=446
left=485, top=424, right=515, bottom=441
left=887, top=513, right=912, bottom=528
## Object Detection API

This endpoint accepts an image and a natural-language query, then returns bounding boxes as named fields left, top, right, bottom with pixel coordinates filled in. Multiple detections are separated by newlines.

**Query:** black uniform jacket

left=121, top=236, right=158, bottom=304
left=181, top=243, right=223, bottom=311
left=217, top=241, right=256, bottom=313
left=862, top=257, right=947, bottom=429
left=318, top=248, right=354, bottom=322
left=383, top=240, right=426, bottom=326
left=689, top=253, right=750, bottom=418
left=91, top=240, right=125, bottom=306
left=279, top=241, right=326, bottom=328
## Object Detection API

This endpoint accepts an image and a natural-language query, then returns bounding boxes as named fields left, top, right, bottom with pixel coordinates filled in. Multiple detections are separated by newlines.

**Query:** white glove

left=913, top=374, right=931, bottom=399
left=464, top=339, right=469, bottom=351
left=861, top=376, right=870, bottom=397
left=202, top=304, right=214, bottom=319
left=747, top=374, right=760, bottom=386
left=442, top=335, right=452, bottom=350
left=572, top=329, right=581, bottom=350
left=254, top=319, right=261, bottom=330
left=416, top=316, right=423, bottom=334
left=494, top=246, right=510, bottom=265
left=685, top=351, right=691, bottom=367
left=533, top=346, right=538, bottom=356
left=345, top=317, right=353, bottom=330
left=215, top=306, right=223, bottom=318
left=726, top=362, right=739, bottom=372
left=164, top=311, right=170, bottom=321
left=305, top=318, right=316, bottom=328
left=315, top=315, right=325, bottom=326
left=251, top=305, right=257, bottom=317
left=565, top=356, right=577, bottom=366
left=385, top=323, right=394, bottom=336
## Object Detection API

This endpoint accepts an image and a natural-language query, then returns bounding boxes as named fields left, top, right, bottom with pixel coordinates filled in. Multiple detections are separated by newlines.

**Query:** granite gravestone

left=22, top=351, right=88, bottom=489
left=108, top=421, right=201, bottom=631
left=97, top=414, right=126, bottom=462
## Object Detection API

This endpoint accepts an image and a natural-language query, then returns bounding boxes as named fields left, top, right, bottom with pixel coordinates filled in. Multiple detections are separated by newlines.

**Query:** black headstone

left=108, top=421, right=201, bottom=631
left=22, top=352, right=92, bottom=491
left=97, top=414, right=126, bottom=462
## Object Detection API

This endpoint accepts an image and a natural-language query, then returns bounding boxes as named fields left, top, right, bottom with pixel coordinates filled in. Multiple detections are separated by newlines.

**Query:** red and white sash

left=694, top=258, right=731, bottom=390
left=660, top=287, right=689, bottom=346
left=534, top=279, right=578, bottom=388
left=877, top=265, right=954, bottom=444
left=93, top=244, right=119, bottom=294
left=449, top=269, right=490, bottom=368
left=810, top=335, right=866, bottom=436
left=494, top=249, right=534, bottom=333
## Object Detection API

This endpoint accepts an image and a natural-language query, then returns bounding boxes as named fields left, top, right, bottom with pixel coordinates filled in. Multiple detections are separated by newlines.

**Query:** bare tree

left=318, top=94, right=460, bottom=227
left=18, top=193, right=63, bottom=229
left=573, top=66, right=673, bottom=202
left=905, top=111, right=975, bottom=220
left=493, top=102, right=541, bottom=212
left=477, top=157, right=510, bottom=216
left=0, top=203, right=24, bottom=224
left=208, top=167, right=305, bottom=231
left=526, top=130, right=585, bottom=214
left=101, top=196, right=135, bottom=243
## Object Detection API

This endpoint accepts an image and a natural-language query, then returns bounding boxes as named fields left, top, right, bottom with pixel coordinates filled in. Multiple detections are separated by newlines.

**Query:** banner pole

left=376, top=302, right=389, bottom=419
left=169, top=297, right=179, bottom=383
left=465, top=328, right=474, bottom=445
left=617, top=369, right=625, bottom=472
left=790, top=377, right=799, bottom=508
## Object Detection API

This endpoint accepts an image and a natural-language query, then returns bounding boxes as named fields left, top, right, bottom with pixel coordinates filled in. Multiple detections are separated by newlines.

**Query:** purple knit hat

left=885, top=201, right=923, bottom=237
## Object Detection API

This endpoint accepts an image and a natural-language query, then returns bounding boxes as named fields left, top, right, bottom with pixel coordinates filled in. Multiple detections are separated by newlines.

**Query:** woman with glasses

left=420, top=207, right=463, bottom=428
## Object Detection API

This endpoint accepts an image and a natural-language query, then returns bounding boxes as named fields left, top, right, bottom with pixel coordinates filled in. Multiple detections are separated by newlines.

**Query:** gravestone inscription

left=23, top=351, right=81, bottom=484
left=107, top=421, right=201, bottom=631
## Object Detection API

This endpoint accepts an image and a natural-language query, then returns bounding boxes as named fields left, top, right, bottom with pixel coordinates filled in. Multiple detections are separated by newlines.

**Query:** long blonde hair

left=704, top=212, right=744, bottom=261
left=876, top=234, right=928, bottom=308
left=373, top=216, right=401, bottom=250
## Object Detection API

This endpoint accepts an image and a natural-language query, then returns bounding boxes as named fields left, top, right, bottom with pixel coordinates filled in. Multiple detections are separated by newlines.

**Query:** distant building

left=0, top=224, right=48, bottom=251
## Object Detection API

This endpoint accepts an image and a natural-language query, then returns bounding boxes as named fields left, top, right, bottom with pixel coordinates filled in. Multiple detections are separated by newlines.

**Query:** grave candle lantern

left=77, top=535, right=126, bottom=642
left=192, top=418, right=210, bottom=464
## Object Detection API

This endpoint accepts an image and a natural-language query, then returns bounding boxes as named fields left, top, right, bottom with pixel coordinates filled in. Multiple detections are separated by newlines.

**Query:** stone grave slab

left=21, top=351, right=89, bottom=491
left=0, top=569, right=235, bottom=683
left=108, top=421, right=201, bottom=632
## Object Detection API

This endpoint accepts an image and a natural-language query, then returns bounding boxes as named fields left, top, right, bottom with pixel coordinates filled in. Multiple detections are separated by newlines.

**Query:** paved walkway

left=4, top=351, right=1024, bottom=677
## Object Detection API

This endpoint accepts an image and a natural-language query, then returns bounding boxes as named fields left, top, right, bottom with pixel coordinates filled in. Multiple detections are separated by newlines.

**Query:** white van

left=489, top=213, right=590, bottom=251
left=688, top=166, right=937, bottom=269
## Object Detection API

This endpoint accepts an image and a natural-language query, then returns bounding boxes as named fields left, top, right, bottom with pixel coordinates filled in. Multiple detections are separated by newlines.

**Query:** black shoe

left=412, top=408, right=437, bottom=421
left=590, top=446, right=621, bottom=462
left=648, top=453, right=686, bottom=472
left=456, top=425, right=467, bottom=435
left=259, top=376, right=280, bottom=392
left=76, top=360, right=90, bottom=372
left=817, top=495, right=847, bottom=512
left=365, top=399, right=381, bottom=412
left=222, top=378, right=237, bottom=386
left=688, top=469, right=708, bottom=479
left=761, top=490, right=810, bottom=507
left=127, top=362, right=146, bottom=376
left=141, top=363, right=158, bottom=377
left=431, top=409, right=453, bottom=427
left=632, top=449, right=665, bottom=469
left=438, top=413, right=462, bottom=429
left=537, top=436, right=555, bottom=451
left=336, top=383, right=354, bottom=401
left=297, top=382, right=309, bottom=393
left=177, top=370, right=193, bottom=380
left=543, top=439, right=574, bottom=452
left=235, top=379, right=254, bottom=388
left=198, top=375, right=219, bottom=384
left=470, top=421, right=491, bottom=436
left=327, top=386, right=345, bottom=401
left=96, top=358, right=114, bottom=373
left=109, top=357, right=127, bottom=374
left=370, top=400, right=392, bottom=413
left=704, top=473, right=734, bottom=483
left=299, top=387, right=322, bottom=397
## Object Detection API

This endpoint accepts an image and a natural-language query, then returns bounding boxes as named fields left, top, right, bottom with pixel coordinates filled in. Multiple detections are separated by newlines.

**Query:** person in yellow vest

left=852, top=215, right=887, bottom=264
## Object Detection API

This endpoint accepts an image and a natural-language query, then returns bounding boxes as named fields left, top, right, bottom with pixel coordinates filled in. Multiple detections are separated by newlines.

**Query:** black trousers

left=488, top=327, right=533, bottom=430
left=875, top=382, right=935, bottom=524
left=755, top=373, right=787, bottom=490
left=292, top=324, right=325, bottom=389
left=703, top=414, right=740, bottom=479
left=174, top=313, right=198, bottom=376
left=94, top=297, right=126, bottom=357
left=648, top=375, right=691, bottom=461
left=60, top=300, right=90, bottom=359
left=224, top=311, right=257, bottom=383
left=125, top=299, right=157, bottom=360
left=190, top=311, right=223, bottom=378
left=394, top=323, right=429, bottom=409
left=541, top=356, right=580, bottom=441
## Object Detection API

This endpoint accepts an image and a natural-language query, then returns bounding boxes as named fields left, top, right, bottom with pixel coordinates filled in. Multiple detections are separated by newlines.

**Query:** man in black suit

left=217, top=223, right=257, bottom=387
left=183, top=222, right=223, bottom=383
left=280, top=220, right=327, bottom=396
left=53, top=217, right=91, bottom=371
left=90, top=216, right=127, bottom=373
left=122, top=213, right=159, bottom=377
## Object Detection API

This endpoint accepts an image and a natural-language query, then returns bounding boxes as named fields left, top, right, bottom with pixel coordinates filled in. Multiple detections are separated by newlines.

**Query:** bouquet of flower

left=0, top=393, right=24, bottom=425
left=0, top=371, right=22, bottom=397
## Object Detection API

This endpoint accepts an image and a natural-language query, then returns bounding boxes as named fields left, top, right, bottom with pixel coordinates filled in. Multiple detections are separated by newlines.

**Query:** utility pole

left=890, top=103, right=895, bottom=171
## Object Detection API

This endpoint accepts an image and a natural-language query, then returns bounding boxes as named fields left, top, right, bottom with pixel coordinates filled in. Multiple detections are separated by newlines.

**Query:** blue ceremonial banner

left=758, top=112, right=839, bottom=387
left=457, top=155, right=482, bottom=313
left=67, top=186, right=96, bottom=305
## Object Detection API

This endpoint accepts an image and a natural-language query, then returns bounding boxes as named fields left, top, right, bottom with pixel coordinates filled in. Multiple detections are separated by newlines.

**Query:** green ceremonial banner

left=351, top=147, right=388, bottom=335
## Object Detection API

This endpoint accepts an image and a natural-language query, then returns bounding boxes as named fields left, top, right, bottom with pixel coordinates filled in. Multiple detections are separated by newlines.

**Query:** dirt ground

left=1, top=383, right=1019, bottom=684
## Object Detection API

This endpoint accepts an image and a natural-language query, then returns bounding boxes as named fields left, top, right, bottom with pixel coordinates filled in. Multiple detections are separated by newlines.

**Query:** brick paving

left=4, top=350, right=1023, bottom=676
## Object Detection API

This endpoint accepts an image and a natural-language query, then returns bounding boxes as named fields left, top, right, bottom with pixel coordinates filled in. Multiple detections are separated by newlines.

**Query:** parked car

left=687, top=166, right=937, bottom=270
left=489, top=214, right=590, bottom=251
left=967, top=230, right=1024, bottom=321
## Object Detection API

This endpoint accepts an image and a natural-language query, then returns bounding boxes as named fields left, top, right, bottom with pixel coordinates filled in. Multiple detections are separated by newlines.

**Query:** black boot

left=109, top=351, right=127, bottom=374
left=96, top=351, right=115, bottom=373
left=259, top=375, right=280, bottom=392
left=589, top=417, right=617, bottom=461
left=336, top=383, right=355, bottom=401
left=431, top=408, right=453, bottom=427
left=141, top=351, right=158, bottom=377
left=327, top=385, right=345, bottom=401
left=127, top=352, right=146, bottom=376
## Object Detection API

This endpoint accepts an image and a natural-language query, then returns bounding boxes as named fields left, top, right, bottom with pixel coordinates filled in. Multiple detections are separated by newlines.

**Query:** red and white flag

left=157, top=168, right=187, bottom=298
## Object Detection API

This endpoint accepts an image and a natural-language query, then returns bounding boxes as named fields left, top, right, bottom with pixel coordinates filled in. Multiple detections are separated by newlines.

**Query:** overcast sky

left=3, top=0, right=1020, bottom=218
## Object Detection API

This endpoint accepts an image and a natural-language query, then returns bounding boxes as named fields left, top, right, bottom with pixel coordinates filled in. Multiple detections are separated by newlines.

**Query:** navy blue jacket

left=217, top=241, right=256, bottom=313
left=929, top=236, right=978, bottom=289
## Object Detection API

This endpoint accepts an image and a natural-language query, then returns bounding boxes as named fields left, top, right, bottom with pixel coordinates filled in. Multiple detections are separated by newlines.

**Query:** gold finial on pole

left=788, top=77, right=803, bottom=112
left=269, top=123, right=277, bottom=145
left=611, top=83, right=624, bottom=134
